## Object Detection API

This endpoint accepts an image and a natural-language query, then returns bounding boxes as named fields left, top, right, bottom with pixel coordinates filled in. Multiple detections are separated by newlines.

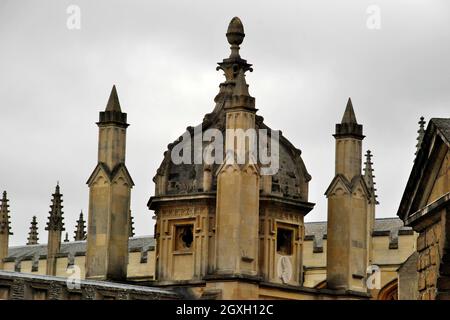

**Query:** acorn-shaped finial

left=226, top=17, right=245, bottom=58
left=226, top=17, right=245, bottom=46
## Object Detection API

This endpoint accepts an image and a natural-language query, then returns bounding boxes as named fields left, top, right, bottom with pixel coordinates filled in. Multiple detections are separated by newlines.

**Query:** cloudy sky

left=0, top=0, right=449, bottom=245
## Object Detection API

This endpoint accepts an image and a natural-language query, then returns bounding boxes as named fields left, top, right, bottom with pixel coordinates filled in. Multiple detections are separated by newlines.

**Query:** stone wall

left=398, top=252, right=418, bottom=300
left=416, top=218, right=443, bottom=300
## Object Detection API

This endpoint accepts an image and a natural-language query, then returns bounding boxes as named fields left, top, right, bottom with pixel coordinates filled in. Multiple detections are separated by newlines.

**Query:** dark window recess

left=277, top=228, right=293, bottom=255
left=175, top=225, right=194, bottom=251
left=169, top=173, right=179, bottom=180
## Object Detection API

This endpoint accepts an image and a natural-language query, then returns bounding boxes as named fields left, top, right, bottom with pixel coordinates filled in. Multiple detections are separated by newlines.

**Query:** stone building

left=398, top=118, right=450, bottom=300
left=0, top=17, right=431, bottom=300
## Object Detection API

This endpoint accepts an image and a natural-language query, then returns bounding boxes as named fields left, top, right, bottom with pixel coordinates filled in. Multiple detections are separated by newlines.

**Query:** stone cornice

left=405, top=192, right=450, bottom=232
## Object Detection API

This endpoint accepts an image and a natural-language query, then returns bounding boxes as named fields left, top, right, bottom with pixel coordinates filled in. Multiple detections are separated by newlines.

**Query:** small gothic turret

left=74, top=211, right=86, bottom=241
left=86, top=85, right=134, bottom=281
left=45, top=183, right=65, bottom=275
left=334, top=98, right=365, bottom=180
left=0, top=191, right=12, bottom=268
left=415, top=116, right=426, bottom=156
left=326, top=98, right=370, bottom=292
left=27, top=216, right=39, bottom=245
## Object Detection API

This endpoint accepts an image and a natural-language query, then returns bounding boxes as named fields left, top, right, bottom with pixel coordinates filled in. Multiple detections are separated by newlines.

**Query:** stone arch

left=378, top=279, right=398, bottom=300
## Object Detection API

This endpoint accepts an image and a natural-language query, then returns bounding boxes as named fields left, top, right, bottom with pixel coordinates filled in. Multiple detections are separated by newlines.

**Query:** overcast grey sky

left=1, top=0, right=449, bottom=245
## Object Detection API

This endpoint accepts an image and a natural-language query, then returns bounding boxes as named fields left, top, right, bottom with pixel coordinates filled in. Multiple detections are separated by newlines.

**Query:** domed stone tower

left=148, top=17, right=314, bottom=298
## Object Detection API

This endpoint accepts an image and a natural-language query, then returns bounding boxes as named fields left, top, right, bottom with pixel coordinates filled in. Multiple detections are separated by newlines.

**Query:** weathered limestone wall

left=258, top=203, right=305, bottom=286
left=154, top=201, right=215, bottom=282
left=416, top=214, right=444, bottom=300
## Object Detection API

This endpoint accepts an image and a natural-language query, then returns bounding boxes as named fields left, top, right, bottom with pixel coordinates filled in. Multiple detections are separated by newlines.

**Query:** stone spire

left=105, top=85, right=122, bottom=112
left=326, top=98, right=370, bottom=292
left=0, top=191, right=12, bottom=268
left=335, top=97, right=364, bottom=139
left=86, top=85, right=134, bottom=281
left=364, top=150, right=378, bottom=203
left=98, top=85, right=128, bottom=127
left=74, top=211, right=87, bottom=241
left=0, top=191, right=12, bottom=236
left=333, top=98, right=364, bottom=180
left=45, top=183, right=65, bottom=275
left=415, top=116, right=426, bottom=156
left=27, top=216, right=39, bottom=245
left=129, top=210, right=135, bottom=238
left=64, top=232, right=69, bottom=242
left=341, top=97, right=357, bottom=124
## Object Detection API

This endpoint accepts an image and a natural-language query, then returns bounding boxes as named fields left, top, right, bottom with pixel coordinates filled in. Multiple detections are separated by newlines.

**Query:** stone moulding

left=406, top=192, right=450, bottom=231
left=0, top=270, right=180, bottom=300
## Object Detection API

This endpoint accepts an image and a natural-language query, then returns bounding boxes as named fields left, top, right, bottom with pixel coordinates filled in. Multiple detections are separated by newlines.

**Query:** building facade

left=0, top=17, right=435, bottom=300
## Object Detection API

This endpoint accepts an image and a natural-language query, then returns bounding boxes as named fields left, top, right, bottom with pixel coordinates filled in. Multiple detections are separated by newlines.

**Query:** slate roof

left=303, top=217, right=413, bottom=253
left=397, top=118, right=450, bottom=221
left=5, top=236, right=155, bottom=261
left=304, top=217, right=413, bottom=240
left=5, top=218, right=410, bottom=261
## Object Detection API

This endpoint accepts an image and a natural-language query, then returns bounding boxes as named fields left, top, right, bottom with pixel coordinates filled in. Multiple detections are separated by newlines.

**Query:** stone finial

left=226, top=17, right=245, bottom=59
left=415, top=116, right=426, bottom=156
left=74, top=210, right=87, bottom=241
left=45, top=183, right=65, bottom=232
left=129, top=210, right=135, bottom=238
left=216, top=17, right=252, bottom=81
left=27, top=216, right=39, bottom=245
left=364, top=150, right=379, bottom=204
left=64, top=232, right=69, bottom=243
left=0, top=191, right=12, bottom=235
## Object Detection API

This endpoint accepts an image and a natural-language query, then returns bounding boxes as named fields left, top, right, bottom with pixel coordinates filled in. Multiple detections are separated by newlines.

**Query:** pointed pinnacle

left=341, top=97, right=358, bottom=124
left=105, top=85, right=122, bottom=112
left=415, top=116, right=426, bottom=156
